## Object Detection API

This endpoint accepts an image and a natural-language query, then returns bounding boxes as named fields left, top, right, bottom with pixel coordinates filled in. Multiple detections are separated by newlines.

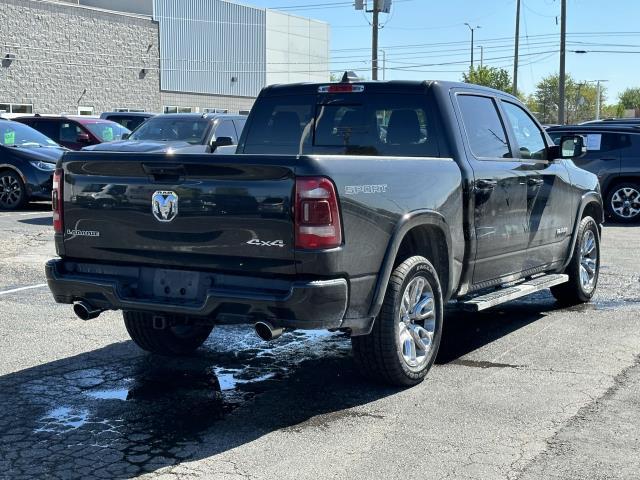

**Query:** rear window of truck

left=242, top=94, right=438, bottom=157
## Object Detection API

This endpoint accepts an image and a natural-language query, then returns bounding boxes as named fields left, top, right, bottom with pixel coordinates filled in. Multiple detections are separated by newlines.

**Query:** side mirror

left=549, top=134, right=586, bottom=160
left=122, top=133, right=130, bottom=140
left=76, top=132, right=91, bottom=143
left=210, top=136, right=233, bottom=152
left=213, top=136, right=233, bottom=147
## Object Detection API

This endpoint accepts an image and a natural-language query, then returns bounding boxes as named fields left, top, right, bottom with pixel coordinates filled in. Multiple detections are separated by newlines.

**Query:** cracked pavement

left=0, top=205, right=639, bottom=479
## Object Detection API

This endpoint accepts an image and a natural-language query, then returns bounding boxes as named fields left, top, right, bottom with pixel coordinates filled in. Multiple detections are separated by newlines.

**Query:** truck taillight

left=295, top=177, right=342, bottom=249
left=52, top=168, right=63, bottom=233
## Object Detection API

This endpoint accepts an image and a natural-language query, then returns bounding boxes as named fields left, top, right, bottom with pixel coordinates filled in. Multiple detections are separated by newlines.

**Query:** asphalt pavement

left=0, top=204, right=638, bottom=480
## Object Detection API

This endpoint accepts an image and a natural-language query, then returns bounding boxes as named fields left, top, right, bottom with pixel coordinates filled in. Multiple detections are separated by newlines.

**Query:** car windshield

left=83, top=122, right=130, bottom=142
left=129, top=117, right=209, bottom=144
left=0, top=121, right=60, bottom=148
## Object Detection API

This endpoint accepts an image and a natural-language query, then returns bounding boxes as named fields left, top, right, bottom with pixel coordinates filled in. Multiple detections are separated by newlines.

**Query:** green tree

left=618, top=87, right=640, bottom=110
left=462, top=66, right=513, bottom=94
left=529, top=73, right=601, bottom=124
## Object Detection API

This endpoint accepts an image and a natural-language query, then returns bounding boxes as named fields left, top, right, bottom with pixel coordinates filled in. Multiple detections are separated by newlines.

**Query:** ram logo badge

left=152, top=191, right=179, bottom=222
left=246, top=239, right=285, bottom=248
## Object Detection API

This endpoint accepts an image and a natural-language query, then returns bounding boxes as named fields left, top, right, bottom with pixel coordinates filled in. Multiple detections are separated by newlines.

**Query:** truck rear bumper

left=45, top=259, right=348, bottom=330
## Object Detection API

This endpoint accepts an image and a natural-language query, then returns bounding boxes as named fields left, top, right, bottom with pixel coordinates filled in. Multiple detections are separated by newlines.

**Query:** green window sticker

left=103, top=127, right=114, bottom=141
left=3, top=130, right=15, bottom=145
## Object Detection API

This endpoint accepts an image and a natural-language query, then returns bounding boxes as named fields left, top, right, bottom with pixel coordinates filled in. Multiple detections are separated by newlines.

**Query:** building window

left=203, top=108, right=229, bottom=114
left=114, top=108, right=146, bottom=112
left=239, top=110, right=250, bottom=116
left=163, top=106, right=193, bottom=114
left=78, top=106, right=94, bottom=116
left=0, top=103, right=33, bottom=114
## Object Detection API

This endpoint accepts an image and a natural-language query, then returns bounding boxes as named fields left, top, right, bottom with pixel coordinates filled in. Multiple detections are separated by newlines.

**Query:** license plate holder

left=152, top=269, right=200, bottom=300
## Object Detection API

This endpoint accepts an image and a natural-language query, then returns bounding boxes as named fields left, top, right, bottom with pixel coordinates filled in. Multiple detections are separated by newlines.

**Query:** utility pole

left=372, top=4, right=379, bottom=80
left=381, top=49, right=387, bottom=80
left=558, top=0, right=567, bottom=124
left=478, top=45, right=484, bottom=67
left=588, top=79, right=608, bottom=120
left=513, top=0, right=521, bottom=95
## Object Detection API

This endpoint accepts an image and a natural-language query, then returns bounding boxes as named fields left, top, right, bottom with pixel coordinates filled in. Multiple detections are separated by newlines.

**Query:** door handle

left=475, top=179, right=498, bottom=191
left=527, top=178, right=544, bottom=187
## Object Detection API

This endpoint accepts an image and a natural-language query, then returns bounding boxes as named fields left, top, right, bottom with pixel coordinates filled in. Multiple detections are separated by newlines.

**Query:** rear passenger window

left=458, top=95, right=512, bottom=159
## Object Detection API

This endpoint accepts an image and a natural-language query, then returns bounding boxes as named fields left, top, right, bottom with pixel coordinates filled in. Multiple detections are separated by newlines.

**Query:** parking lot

left=0, top=205, right=637, bottom=479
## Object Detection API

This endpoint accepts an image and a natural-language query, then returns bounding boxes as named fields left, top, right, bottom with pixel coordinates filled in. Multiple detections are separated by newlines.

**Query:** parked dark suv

left=14, top=116, right=130, bottom=150
left=81, top=113, right=247, bottom=153
left=100, top=112, right=156, bottom=131
left=547, top=124, right=640, bottom=222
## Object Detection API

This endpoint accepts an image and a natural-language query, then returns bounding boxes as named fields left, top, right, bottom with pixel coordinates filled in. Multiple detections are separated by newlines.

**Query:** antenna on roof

left=341, top=71, right=360, bottom=83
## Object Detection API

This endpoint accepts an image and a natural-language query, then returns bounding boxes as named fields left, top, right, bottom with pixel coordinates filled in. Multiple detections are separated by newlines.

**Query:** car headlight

left=29, top=160, right=56, bottom=171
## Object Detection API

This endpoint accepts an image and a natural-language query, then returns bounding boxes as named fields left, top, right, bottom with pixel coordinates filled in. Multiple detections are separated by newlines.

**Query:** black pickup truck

left=46, top=79, right=603, bottom=386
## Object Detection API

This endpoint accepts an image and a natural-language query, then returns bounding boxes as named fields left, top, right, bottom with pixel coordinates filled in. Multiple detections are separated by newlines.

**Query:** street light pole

left=465, top=23, right=481, bottom=70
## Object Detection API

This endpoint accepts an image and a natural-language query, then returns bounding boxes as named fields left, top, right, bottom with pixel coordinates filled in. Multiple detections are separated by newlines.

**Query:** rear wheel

left=551, top=216, right=600, bottom=306
left=352, top=256, right=443, bottom=387
left=123, top=311, right=213, bottom=355
left=0, top=170, right=28, bottom=211
left=606, top=182, right=640, bottom=223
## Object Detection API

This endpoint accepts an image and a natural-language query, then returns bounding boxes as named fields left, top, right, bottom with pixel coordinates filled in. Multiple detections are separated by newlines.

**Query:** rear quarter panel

left=295, top=154, right=464, bottom=319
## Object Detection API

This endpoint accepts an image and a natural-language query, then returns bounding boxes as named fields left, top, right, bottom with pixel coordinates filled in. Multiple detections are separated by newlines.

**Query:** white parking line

left=0, top=284, right=48, bottom=296
left=0, top=211, right=51, bottom=217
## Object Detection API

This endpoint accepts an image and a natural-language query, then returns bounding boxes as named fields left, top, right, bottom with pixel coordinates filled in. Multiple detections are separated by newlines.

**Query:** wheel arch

left=560, top=192, right=604, bottom=270
left=367, top=210, right=453, bottom=319
left=0, top=164, right=27, bottom=184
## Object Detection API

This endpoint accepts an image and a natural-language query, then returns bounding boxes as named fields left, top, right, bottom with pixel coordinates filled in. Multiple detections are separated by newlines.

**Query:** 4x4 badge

left=152, top=191, right=179, bottom=222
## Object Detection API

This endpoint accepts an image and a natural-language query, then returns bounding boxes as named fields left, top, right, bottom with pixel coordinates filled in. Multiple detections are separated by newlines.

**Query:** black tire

left=0, top=170, right=28, bottom=211
left=123, top=311, right=213, bottom=355
left=605, top=182, right=640, bottom=223
left=551, top=216, right=600, bottom=306
left=352, top=256, right=444, bottom=387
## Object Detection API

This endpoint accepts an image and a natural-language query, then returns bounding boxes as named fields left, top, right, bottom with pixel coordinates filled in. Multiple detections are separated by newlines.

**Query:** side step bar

left=460, top=274, right=568, bottom=312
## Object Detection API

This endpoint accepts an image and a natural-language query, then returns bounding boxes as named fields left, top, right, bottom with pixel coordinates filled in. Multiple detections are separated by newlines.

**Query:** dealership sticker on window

left=102, top=127, right=114, bottom=141
left=3, top=130, right=15, bottom=145
left=585, top=134, right=601, bottom=151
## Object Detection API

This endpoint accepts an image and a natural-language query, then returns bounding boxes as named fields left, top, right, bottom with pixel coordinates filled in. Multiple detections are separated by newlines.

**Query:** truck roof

left=260, top=79, right=520, bottom=101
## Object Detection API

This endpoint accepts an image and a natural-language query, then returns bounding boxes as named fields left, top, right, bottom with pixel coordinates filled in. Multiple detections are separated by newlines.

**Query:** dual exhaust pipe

left=73, top=302, right=285, bottom=342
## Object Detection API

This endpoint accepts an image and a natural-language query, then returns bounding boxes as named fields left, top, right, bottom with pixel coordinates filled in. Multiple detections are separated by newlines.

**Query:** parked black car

left=46, top=79, right=602, bottom=386
left=100, top=111, right=156, bottom=131
left=82, top=113, right=247, bottom=153
left=0, top=119, right=65, bottom=210
left=581, top=118, right=640, bottom=127
left=547, top=124, right=640, bottom=223
left=14, top=115, right=130, bottom=150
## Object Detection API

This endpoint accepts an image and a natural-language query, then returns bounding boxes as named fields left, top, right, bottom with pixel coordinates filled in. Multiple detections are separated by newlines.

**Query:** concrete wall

left=0, top=0, right=161, bottom=114
left=266, top=10, right=330, bottom=86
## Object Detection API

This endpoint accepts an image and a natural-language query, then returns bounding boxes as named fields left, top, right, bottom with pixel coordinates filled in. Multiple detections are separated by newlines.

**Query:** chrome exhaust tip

left=254, top=321, right=284, bottom=341
left=73, top=301, right=103, bottom=321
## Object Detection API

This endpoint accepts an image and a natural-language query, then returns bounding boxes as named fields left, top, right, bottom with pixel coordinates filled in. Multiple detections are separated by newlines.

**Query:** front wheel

left=551, top=216, right=600, bottom=305
left=352, top=256, right=444, bottom=387
left=0, top=170, right=28, bottom=211
left=124, top=311, right=213, bottom=355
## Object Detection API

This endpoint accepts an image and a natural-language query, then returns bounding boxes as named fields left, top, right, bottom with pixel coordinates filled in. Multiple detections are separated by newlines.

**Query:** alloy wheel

left=0, top=174, right=23, bottom=209
left=398, top=276, right=436, bottom=370
left=579, top=229, right=598, bottom=293
left=611, top=187, right=640, bottom=220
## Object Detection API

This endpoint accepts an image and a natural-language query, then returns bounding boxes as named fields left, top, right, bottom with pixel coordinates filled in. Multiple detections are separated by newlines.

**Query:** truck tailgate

left=60, top=153, right=297, bottom=275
